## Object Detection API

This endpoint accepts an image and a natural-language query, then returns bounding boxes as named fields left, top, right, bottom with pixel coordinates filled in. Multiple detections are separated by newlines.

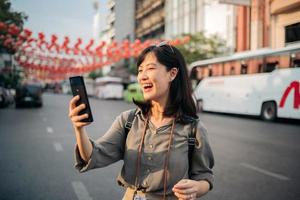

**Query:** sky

left=11, top=0, right=108, bottom=43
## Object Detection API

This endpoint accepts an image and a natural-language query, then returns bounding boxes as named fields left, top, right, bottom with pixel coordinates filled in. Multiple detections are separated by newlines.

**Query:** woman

left=69, top=42, right=214, bottom=200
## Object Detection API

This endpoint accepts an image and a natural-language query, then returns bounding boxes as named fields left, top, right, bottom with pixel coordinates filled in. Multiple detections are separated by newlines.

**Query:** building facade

left=236, top=0, right=300, bottom=51
left=165, top=0, right=236, bottom=52
left=106, top=0, right=135, bottom=43
left=101, top=0, right=135, bottom=79
left=135, top=0, right=165, bottom=40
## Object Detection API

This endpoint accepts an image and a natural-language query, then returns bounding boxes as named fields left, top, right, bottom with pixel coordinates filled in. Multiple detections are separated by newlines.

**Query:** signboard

left=219, top=0, right=251, bottom=6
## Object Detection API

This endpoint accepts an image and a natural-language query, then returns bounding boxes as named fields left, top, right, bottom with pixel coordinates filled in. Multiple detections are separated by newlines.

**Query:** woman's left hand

left=172, top=179, right=209, bottom=200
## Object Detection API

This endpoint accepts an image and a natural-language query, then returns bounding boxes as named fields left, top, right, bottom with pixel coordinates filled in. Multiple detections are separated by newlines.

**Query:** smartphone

left=69, top=76, right=93, bottom=122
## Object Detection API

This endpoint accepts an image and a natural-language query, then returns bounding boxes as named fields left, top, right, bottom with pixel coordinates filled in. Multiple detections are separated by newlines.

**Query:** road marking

left=53, top=142, right=63, bottom=152
left=46, top=126, right=53, bottom=134
left=240, top=162, right=290, bottom=181
left=71, top=181, right=93, bottom=200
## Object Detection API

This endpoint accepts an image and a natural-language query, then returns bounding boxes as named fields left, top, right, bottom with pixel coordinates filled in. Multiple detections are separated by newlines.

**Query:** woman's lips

left=143, top=86, right=152, bottom=93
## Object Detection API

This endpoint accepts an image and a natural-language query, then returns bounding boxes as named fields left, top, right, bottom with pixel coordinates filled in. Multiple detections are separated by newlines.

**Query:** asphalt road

left=0, top=93, right=299, bottom=200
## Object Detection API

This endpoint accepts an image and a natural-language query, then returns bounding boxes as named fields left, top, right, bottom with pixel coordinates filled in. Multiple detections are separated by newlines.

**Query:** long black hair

left=134, top=43, right=198, bottom=124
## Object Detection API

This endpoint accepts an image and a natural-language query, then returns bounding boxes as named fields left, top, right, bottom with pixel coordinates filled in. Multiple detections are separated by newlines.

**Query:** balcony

left=136, top=0, right=164, bottom=20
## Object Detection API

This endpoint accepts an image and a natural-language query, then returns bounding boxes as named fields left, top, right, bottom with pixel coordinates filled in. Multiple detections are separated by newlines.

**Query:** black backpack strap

left=188, top=119, right=199, bottom=175
left=122, top=108, right=137, bottom=159
left=124, top=108, right=137, bottom=137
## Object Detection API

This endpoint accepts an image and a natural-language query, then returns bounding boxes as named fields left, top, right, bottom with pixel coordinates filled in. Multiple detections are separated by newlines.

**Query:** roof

left=95, top=76, right=122, bottom=83
left=189, top=43, right=300, bottom=70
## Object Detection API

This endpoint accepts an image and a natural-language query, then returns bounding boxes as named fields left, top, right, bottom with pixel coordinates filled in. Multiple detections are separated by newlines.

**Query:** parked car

left=0, top=85, right=14, bottom=108
left=15, top=83, right=43, bottom=108
left=123, top=83, right=144, bottom=103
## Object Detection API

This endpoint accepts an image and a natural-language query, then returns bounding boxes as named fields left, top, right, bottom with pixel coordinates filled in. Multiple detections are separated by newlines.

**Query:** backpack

left=124, top=109, right=198, bottom=174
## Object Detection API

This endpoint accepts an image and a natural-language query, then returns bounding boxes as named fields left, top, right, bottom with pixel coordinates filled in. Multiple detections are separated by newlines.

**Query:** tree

left=0, top=0, right=27, bottom=88
left=176, top=32, right=228, bottom=65
left=0, top=0, right=28, bottom=54
left=88, top=69, right=103, bottom=80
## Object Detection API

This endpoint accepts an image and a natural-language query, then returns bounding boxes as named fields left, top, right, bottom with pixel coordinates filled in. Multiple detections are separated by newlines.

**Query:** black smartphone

left=69, top=76, right=93, bottom=122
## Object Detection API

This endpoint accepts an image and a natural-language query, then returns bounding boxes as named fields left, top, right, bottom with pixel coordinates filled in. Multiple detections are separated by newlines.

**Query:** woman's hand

left=69, top=95, right=91, bottom=129
left=172, top=179, right=210, bottom=200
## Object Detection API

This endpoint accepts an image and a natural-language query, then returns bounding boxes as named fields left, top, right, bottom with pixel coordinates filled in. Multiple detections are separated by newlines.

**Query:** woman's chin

left=143, top=94, right=153, bottom=101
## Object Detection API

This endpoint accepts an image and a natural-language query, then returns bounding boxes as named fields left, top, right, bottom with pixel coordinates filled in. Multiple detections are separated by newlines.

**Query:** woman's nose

left=138, top=70, right=148, bottom=80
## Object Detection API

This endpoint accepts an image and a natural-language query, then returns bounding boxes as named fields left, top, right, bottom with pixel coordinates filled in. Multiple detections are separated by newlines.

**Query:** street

left=0, top=93, right=299, bottom=200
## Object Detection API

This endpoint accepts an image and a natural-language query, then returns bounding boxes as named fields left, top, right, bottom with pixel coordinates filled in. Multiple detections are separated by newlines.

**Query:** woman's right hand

left=69, top=95, right=91, bottom=129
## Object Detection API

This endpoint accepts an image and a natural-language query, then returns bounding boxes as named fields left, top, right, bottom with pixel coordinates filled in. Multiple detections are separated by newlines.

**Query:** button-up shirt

left=74, top=109, right=214, bottom=199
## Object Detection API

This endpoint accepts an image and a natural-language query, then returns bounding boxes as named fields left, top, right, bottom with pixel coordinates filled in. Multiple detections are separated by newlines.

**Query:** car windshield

left=26, top=85, right=40, bottom=93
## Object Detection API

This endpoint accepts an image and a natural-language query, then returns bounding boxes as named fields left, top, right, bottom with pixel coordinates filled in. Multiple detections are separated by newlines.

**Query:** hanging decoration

left=0, top=21, right=190, bottom=82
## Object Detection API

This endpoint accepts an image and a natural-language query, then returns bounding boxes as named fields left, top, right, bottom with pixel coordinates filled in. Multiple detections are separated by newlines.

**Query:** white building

left=106, top=0, right=135, bottom=43
left=165, top=0, right=236, bottom=52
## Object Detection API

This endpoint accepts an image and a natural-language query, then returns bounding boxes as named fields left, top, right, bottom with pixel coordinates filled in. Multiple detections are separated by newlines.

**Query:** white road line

left=71, top=181, right=93, bottom=200
left=46, top=126, right=53, bottom=134
left=240, top=162, right=290, bottom=181
left=53, top=142, right=63, bottom=152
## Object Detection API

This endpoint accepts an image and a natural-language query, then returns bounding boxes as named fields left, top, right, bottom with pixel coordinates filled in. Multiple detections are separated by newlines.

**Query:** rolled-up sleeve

left=189, top=121, right=215, bottom=190
left=74, top=110, right=130, bottom=173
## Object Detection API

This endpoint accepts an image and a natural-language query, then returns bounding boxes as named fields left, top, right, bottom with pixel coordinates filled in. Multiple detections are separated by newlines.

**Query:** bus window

left=294, top=59, right=300, bottom=68
left=208, top=65, right=213, bottom=76
left=241, top=64, right=248, bottom=74
left=209, top=68, right=213, bottom=76
left=264, top=61, right=278, bottom=72
left=230, top=66, right=235, bottom=75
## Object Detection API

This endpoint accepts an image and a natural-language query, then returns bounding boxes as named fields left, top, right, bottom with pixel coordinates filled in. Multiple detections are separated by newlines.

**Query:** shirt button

left=147, top=156, right=152, bottom=161
left=149, top=144, right=153, bottom=148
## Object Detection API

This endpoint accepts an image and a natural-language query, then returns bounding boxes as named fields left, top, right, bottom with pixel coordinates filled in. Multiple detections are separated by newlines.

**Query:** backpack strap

left=124, top=108, right=138, bottom=137
left=188, top=119, right=199, bottom=175
left=122, top=108, right=137, bottom=159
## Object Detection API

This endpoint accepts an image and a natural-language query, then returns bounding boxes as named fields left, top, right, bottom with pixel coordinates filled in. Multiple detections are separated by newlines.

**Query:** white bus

left=191, top=44, right=300, bottom=121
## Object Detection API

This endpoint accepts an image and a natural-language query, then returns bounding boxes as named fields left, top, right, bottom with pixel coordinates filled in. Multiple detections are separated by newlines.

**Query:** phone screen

left=69, top=76, right=93, bottom=122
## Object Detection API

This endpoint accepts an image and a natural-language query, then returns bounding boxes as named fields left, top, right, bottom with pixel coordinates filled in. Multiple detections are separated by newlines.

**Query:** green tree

left=0, top=0, right=28, bottom=53
left=177, top=32, right=228, bottom=65
left=0, top=0, right=27, bottom=88
left=88, top=69, right=103, bottom=80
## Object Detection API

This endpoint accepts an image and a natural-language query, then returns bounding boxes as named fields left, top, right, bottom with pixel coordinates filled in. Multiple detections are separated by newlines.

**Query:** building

left=92, top=1, right=102, bottom=41
left=165, top=0, right=236, bottom=52
left=102, top=0, right=135, bottom=81
left=235, top=0, right=300, bottom=51
left=135, top=0, right=165, bottom=40
left=190, top=0, right=300, bottom=80
left=106, top=0, right=135, bottom=43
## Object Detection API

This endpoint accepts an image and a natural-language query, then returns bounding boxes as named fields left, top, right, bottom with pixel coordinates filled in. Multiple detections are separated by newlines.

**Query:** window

left=264, top=62, right=278, bottom=72
left=241, top=64, right=248, bottom=74
left=293, top=59, right=300, bottom=68
left=230, top=66, right=235, bottom=75
left=208, top=65, right=213, bottom=76
left=285, top=23, right=300, bottom=44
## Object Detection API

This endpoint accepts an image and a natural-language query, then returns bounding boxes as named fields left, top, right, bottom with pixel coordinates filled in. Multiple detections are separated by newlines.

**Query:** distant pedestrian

left=68, top=41, right=214, bottom=200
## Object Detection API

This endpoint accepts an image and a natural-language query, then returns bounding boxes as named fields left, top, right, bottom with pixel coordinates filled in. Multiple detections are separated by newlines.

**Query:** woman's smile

left=142, top=82, right=154, bottom=93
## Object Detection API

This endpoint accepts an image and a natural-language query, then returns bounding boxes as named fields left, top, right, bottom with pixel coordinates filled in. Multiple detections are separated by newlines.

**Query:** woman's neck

left=150, top=100, right=174, bottom=125
left=150, top=101, right=165, bottom=121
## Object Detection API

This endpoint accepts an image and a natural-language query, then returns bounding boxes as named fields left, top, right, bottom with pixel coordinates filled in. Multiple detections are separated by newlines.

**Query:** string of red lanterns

left=0, top=21, right=190, bottom=81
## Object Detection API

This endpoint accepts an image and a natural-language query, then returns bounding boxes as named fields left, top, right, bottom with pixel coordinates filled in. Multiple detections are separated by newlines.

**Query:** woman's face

left=137, top=52, right=177, bottom=102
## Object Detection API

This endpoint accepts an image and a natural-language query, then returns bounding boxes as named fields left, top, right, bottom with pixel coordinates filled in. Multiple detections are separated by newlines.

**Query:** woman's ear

left=169, top=67, right=178, bottom=81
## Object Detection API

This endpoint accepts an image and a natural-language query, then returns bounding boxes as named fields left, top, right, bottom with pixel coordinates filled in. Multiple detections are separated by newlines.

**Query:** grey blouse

left=74, top=109, right=214, bottom=197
